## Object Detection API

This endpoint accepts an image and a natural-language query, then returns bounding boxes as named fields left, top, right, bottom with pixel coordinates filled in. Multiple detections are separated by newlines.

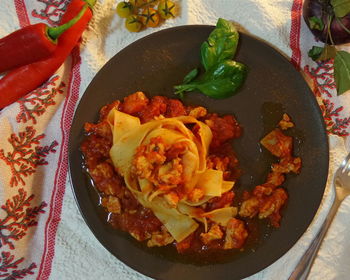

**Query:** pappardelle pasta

left=80, top=92, right=301, bottom=255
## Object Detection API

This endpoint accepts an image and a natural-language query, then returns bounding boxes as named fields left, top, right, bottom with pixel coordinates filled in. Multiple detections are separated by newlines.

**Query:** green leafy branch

left=307, top=0, right=350, bottom=95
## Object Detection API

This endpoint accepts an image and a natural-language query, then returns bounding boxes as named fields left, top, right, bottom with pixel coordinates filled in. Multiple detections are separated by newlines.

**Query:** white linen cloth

left=0, top=0, right=349, bottom=279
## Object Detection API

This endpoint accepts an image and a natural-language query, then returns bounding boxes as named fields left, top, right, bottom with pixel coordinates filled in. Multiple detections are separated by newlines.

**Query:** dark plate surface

left=69, top=25, right=329, bottom=280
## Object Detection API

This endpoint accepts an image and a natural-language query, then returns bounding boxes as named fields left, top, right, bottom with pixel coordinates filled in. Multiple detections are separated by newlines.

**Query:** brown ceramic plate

left=69, top=25, right=329, bottom=280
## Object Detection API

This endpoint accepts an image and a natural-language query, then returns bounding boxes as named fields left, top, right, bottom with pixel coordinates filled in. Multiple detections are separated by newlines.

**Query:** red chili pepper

left=0, top=0, right=95, bottom=109
left=0, top=7, right=88, bottom=74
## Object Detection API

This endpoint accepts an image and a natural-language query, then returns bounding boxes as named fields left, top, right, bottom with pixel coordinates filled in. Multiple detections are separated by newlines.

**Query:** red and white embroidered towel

left=0, top=0, right=349, bottom=279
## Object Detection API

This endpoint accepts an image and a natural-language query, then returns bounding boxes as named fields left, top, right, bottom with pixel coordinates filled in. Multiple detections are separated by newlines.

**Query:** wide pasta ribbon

left=108, top=109, right=237, bottom=242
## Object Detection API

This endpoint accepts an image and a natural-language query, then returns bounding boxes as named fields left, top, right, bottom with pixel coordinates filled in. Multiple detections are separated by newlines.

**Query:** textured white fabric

left=53, top=1, right=350, bottom=279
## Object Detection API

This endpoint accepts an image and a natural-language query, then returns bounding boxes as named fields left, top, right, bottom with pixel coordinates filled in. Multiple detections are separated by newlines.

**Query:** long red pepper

left=0, top=0, right=95, bottom=109
left=0, top=7, right=87, bottom=74
left=0, top=24, right=56, bottom=73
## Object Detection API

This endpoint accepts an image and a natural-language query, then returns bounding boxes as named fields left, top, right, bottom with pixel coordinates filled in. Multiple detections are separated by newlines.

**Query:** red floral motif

left=304, top=60, right=350, bottom=136
left=32, top=0, right=69, bottom=26
left=16, top=76, right=65, bottom=124
left=304, top=60, right=336, bottom=98
left=0, top=251, right=36, bottom=279
left=320, top=99, right=350, bottom=136
left=0, top=127, right=58, bottom=187
left=0, top=188, right=47, bottom=249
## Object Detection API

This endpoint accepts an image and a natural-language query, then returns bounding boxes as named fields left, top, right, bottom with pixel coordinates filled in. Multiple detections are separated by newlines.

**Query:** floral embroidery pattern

left=304, top=60, right=335, bottom=98
left=0, top=188, right=46, bottom=279
left=16, top=76, right=65, bottom=124
left=3, top=1, right=73, bottom=278
left=304, top=60, right=350, bottom=136
left=0, top=188, right=47, bottom=249
left=0, top=127, right=58, bottom=187
left=0, top=251, right=36, bottom=279
left=320, top=99, right=350, bottom=136
left=32, top=0, right=69, bottom=26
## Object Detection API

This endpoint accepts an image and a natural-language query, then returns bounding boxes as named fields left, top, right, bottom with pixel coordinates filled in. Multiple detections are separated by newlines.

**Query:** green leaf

left=331, top=0, right=350, bottom=18
left=201, top=60, right=246, bottom=81
left=308, top=45, right=337, bottom=62
left=175, top=18, right=247, bottom=99
left=182, top=68, right=199, bottom=84
left=308, top=16, right=324, bottom=31
left=200, top=18, right=239, bottom=71
left=200, top=42, right=216, bottom=72
left=174, top=60, right=247, bottom=99
left=318, top=45, right=337, bottom=60
left=308, top=46, right=324, bottom=61
left=334, top=51, right=350, bottom=95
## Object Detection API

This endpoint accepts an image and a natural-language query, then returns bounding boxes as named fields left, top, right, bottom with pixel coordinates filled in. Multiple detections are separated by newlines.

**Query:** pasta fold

left=109, top=110, right=236, bottom=242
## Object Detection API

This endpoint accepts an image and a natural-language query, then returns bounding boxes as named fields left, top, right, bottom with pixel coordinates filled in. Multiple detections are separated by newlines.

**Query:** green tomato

left=125, top=15, right=142, bottom=32
left=116, top=1, right=133, bottom=18
left=158, top=0, right=176, bottom=19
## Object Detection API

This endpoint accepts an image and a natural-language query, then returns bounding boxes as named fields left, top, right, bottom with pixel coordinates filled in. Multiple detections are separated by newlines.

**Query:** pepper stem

left=84, top=0, right=96, bottom=8
left=47, top=5, right=88, bottom=41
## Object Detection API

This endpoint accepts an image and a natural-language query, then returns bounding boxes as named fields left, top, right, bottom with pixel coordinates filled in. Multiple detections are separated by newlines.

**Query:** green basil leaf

left=182, top=68, right=199, bottom=84
left=202, top=60, right=246, bottom=81
left=331, top=0, right=350, bottom=18
left=334, top=51, right=350, bottom=95
left=196, top=78, right=240, bottom=98
left=200, top=42, right=217, bottom=72
left=175, top=60, right=247, bottom=99
left=196, top=69, right=247, bottom=99
left=318, top=45, right=337, bottom=60
left=175, top=18, right=247, bottom=99
left=200, top=18, right=239, bottom=71
left=308, top=16, right=325, bottom=31
left=308, top=46, right=324, bottom=61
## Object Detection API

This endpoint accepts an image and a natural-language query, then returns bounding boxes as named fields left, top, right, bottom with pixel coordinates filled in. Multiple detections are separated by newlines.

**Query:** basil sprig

left=174, top=18, right=247, bottom=99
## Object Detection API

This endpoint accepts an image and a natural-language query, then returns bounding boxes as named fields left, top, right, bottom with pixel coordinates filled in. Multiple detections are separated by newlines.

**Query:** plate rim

left=68, top=24, right=329, bottom=280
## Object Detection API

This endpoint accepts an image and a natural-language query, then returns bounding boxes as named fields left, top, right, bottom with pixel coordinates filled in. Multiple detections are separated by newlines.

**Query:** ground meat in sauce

left=80, top=92, right=300, bottom=256
left=205, top=114, right=242, bottom=148
left=238, top=117, right=301, bottom=227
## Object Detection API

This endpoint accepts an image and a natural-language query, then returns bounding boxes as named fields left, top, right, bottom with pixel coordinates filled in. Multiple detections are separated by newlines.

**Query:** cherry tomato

left=125, top=15, right=142, bottom=32
left=129, top=0, right=148, bottom=8
left=140, top=7, right=160, bottom=28
left=116, top=1, right=133, bottom=18
left=157, top=0, right=176, bottom=19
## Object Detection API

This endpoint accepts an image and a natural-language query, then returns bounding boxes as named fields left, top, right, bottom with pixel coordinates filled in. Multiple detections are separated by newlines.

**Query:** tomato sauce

left=81, top=93, right=243, bottom=254
left=81, top=92, right=294, bottom=259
